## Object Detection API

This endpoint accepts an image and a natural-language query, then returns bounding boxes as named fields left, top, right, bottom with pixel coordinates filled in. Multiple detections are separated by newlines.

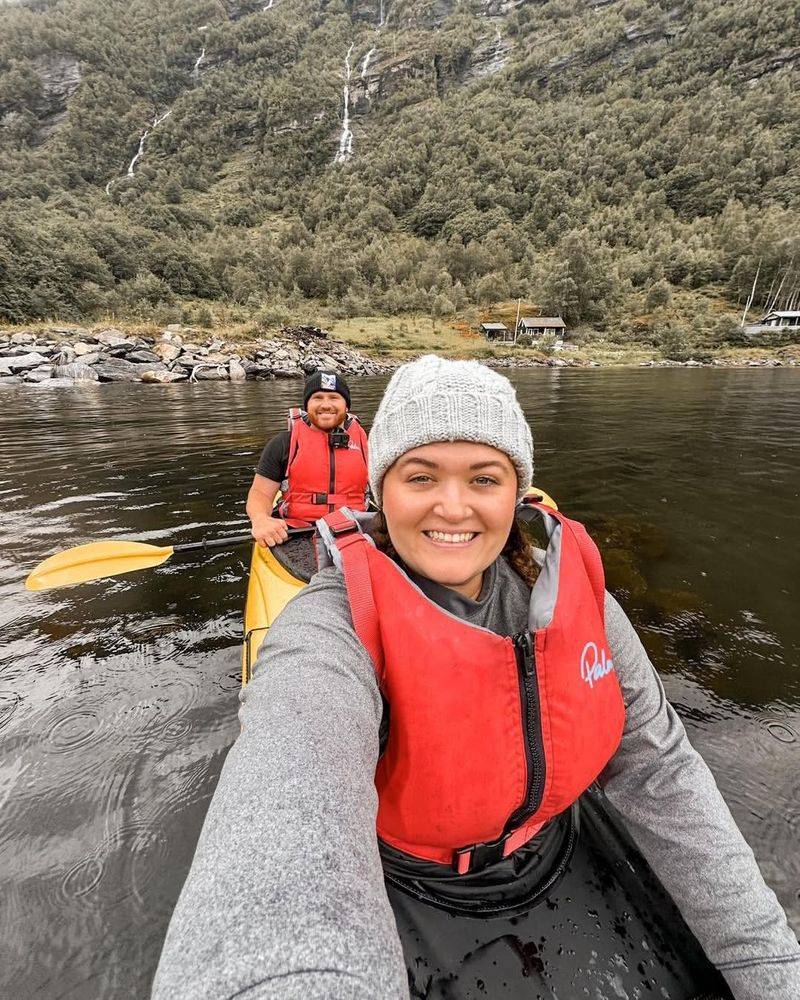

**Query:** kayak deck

left=241, top=535, right=315, bottom=683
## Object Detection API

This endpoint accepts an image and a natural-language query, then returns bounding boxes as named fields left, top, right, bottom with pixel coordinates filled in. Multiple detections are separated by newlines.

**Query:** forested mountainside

left=0, top=0, right=798, bottom=335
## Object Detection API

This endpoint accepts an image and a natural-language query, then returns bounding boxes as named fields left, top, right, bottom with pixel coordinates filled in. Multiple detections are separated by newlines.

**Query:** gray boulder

left=23, top=365, right=54, bottom=382
left=55, top=347, right=77, bottom=365
left=0, top=347, right=38, bottom=358
left=229, top=359, right=247, bottom=382
left=271, top=363, right=302, bottom=377
left=241, top=360, right=269, bottom=378
left=10, top=332, right=35, bottom=345
left=141, top=370, right=188, bottom=384
left=94, top=357, right=164, bottom=382
left=4, top=352, right=50, bottom=371
left=105, top=343, right=138, bottom=357
left=192, top=365, right=229, bottom=380
left=94, top=329, right=132, bottom=349
left=126, top=348, right=161, bottom=364
left=154, top=342, right=182, bottom=362
left=53, top=362, right=99, bottom=381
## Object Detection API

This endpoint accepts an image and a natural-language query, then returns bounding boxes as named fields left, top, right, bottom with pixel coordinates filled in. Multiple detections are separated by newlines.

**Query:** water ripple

left=45, top=710, right=107, bottom=755
left=60, top=855, right=105, bottom=900
left=763, top=720, right=798, bottom=744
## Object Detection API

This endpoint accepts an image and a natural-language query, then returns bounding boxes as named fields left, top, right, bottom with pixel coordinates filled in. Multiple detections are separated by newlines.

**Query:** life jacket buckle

left=325, top=511, right=360, bottom=537
left=312, top=492, right=329, bottom=505
left=453, top=834, right=510, bottom=874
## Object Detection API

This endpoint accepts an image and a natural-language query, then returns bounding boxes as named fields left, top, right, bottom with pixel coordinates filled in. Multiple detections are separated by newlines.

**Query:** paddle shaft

left=172, top=527, right=313, bottom=554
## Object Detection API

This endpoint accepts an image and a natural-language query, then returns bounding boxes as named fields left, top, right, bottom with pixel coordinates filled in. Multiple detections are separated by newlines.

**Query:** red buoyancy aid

left=278, top=407, right=368, bottom=523
left=320, top=502, right=626, bottom=874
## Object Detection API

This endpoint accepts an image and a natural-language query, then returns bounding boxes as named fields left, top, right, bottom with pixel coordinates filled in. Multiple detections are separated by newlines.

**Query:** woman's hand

left=251, top=515, right=289, bottom=547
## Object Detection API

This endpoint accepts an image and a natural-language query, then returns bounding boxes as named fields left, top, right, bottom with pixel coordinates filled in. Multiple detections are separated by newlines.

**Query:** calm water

left=0, top=369, right=798, bottom=999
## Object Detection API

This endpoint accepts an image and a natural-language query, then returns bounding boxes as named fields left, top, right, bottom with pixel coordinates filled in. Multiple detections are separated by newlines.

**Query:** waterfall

left=123, top=110, right=171, bottom=181
left=127, top=132, right=148, bottom=177
left=263, top=0, right=274, bottom=9
left=105, top=109, right=170, bottom=192
left=333, top=43, right=355, bottom=164
left=379, top=0, right=385, bottom=26
left=360, top=46, right=376, bottom=79
left=192, top=46, right=206, bottom=79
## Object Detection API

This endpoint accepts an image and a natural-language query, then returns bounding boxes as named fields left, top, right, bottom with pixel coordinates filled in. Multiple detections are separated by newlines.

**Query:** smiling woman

left=152, top=356, right=800, bottom=1000
left=380, top=442, right=519, bottom=598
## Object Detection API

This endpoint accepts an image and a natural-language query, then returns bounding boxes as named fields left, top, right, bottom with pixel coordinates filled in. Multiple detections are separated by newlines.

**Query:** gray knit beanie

left=369, top=354, right=533, bottom=506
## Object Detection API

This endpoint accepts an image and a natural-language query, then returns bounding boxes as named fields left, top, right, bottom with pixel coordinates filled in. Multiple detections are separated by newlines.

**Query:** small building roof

left=480, top=322, right=509, bottom=330
left=519, top=316, right=566, bottom=328
left=761, top=310, right=800, bottom=319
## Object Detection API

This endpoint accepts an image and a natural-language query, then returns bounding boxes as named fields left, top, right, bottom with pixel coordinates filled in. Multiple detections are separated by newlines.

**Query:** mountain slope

left=0, top=0, right=798, bottom=332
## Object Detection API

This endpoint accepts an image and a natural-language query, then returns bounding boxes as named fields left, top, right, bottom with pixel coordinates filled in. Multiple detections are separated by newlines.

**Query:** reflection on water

left=0, top=370, right=798, bottom=998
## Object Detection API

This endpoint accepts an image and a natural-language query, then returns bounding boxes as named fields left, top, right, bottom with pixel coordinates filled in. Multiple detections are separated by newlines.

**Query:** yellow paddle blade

left=25, top=540, right=175, bottom=591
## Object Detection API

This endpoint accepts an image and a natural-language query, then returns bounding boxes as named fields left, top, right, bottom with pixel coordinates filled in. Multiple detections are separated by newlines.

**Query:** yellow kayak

left=241, top=487, right=558, bottom=685
left=242, top=542, right=307, bottom=684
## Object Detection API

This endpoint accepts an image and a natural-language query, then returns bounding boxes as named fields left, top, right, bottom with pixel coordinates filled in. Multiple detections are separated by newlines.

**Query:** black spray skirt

left=382, top=788, right=732, bottom=1000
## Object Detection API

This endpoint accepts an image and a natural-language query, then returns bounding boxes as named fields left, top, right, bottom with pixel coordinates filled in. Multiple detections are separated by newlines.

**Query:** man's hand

left=251, top=515, right=290, bottom=548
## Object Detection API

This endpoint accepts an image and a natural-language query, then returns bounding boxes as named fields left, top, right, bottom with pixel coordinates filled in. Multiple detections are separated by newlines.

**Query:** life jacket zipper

left=507, top=631, right=546, bottom=828
left=328, top=432, right=336, bottom=513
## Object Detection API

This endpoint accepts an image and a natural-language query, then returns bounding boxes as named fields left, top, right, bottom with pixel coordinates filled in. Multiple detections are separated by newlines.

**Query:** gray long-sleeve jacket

left=152, top=557, right=800, bottom=1000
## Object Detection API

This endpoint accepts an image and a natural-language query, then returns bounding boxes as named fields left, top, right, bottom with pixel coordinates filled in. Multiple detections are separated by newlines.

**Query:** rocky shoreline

left=0, top=324, right=393, bottom=386
left=0, top=324, right=795, bottom=385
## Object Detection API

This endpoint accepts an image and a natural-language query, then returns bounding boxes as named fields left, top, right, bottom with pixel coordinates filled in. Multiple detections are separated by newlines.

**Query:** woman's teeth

left=424, top=531, right=476, bottom=543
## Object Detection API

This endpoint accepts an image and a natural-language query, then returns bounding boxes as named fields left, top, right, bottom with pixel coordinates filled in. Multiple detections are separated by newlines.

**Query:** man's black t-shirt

left=256, top=431, right=291, bottom=483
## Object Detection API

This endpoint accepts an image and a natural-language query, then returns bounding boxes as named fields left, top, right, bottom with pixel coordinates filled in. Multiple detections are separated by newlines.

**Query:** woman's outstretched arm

left=151, top=568, right=408, bottom=1000
left=600, top=593, right=800, bottom=1000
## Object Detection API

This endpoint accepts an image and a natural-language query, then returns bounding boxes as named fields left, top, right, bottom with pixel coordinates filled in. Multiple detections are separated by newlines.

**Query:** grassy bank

left=331, top=318, right=799, bottom=367
left=2, top=292, right=798, bottom=369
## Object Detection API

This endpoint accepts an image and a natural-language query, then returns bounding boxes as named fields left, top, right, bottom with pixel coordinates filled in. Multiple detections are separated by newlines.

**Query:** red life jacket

left=320, top=501, right=626, bottom=874
left=277, top=407, right=368, bottom=524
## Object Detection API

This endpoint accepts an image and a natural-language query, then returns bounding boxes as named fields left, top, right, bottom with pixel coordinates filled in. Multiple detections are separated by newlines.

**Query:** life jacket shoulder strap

left=345, top=413, right=368, bottom=459
left=285, top=407, right=310, bottom=472
left=319, top=511, right=385, bottom=682
left=519, top=498, right=606, bottom=620
left=560, top=517, right=605, bottom=618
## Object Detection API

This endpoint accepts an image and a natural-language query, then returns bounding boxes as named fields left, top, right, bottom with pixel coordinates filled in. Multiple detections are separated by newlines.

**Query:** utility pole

left=513, top=297, right=521, bottom=344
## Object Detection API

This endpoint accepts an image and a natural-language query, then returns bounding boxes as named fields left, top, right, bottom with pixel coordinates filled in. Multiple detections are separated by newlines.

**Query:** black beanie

left=303, top=370, right=351, bottom=409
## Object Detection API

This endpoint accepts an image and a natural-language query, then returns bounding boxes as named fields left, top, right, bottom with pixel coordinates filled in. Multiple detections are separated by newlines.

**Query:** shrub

left=656, top=322, right=691, bottom=361
left=645, top=280, right=672, bottom=311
